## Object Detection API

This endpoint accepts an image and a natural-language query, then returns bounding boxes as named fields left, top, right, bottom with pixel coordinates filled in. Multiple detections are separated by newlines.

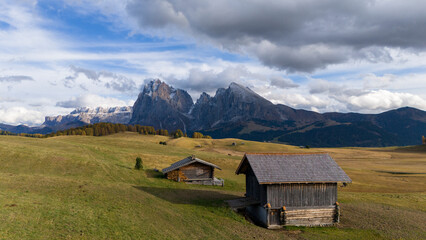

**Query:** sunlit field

left=0, top=133, right=424, bottom=239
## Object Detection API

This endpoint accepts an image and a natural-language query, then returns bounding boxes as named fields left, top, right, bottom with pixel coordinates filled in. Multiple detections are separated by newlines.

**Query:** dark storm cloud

left=126, top=0, right=426, bottom=72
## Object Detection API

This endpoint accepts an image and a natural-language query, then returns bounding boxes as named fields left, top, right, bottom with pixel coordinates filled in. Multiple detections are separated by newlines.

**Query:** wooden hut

left=235, top=153, right=351, bottom=228
left=162, top=155, right=224, bottom=186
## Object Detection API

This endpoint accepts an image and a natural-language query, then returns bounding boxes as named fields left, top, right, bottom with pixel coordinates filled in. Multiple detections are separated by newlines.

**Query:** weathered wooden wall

left=265, top=206, right=338, bottom=227
left=243, top=172, right=340, bottom=228
left=180, top=162, right=213, bottom=180
left=284, top=207, right=336, bottom=226
left=166, top=162, right=215, bottom=182
left=245, top=167, right=259, bottom=200
left=267, top=183, right=337, bottom=208
left=245, top=167, right=267, bottom=204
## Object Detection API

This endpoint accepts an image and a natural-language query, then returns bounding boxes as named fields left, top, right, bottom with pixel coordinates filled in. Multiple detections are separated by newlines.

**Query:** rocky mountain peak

left=229, top=82, right=248, bottom=91
left=130, top=80, right=193, bottom=131
left=196, top=92, right=212, bottom=104
left=217, top=82, right=272, bottom=105
left=4, top=78, right=425, bottom=147
left=142, top=79, right=175, bottom=99
left=189, top=81, right=284, bottom=129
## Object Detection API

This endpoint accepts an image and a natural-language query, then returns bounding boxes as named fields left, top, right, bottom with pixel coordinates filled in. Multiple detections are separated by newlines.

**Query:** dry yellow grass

left=0, top=133, right=425, bottom=239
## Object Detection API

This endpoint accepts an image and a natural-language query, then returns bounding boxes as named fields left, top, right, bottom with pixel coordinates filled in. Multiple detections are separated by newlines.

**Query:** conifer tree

left=135, top=157, right=143, bottom=170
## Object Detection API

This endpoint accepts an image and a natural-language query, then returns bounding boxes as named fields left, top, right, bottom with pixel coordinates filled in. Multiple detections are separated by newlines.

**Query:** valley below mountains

left=2, top=79, right=425, bottom=147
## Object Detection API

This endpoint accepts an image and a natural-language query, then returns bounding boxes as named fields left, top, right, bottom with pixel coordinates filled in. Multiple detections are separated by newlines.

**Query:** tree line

left=0, top=130, right=45, bottom=138
left=45, top=123, right=168, bottom=137
left=1, top=123, right=212, bottom=139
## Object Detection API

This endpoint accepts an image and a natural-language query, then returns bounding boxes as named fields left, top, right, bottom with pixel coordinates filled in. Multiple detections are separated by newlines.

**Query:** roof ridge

left=245, top=152, right=327, bottom=155
left=237, top=152, right=352, bottom=183
left=162, top=155, right=221, bottom=173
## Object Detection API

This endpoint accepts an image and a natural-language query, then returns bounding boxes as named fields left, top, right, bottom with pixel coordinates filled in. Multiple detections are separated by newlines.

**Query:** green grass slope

left=0, top=133, right=425, bottom=239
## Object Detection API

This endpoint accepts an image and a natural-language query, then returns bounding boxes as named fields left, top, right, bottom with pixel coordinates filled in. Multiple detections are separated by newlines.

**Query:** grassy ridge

left=0, top=133, right=425, bottom=239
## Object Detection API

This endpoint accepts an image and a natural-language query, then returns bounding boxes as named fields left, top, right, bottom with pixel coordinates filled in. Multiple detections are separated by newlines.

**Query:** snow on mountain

left=44, top=106, right=132, bottom=128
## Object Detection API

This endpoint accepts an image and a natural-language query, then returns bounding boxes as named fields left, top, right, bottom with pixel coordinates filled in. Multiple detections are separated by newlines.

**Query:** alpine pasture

left=0, top=133, right=425, bottom=239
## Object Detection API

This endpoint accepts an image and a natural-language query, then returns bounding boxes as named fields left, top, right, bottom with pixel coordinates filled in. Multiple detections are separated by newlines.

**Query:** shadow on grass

left=374, top=170, right=426, bottom=175
left=144, top=169, right=164, bottom=178
left=116, top=164, right=132, bottom=170
left=133, top=185, right=240, bottom=207
left=394, top=145, right=426, bottom=152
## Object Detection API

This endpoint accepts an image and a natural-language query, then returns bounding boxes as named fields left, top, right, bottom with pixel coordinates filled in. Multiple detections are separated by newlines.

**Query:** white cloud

left=66, top=65, right=137, bottom=92
left=270, top=92, right=329, bottom=111
left=1, top=0, right=426, bottom=129
left=347, top=90, right=426, bottom=112
left=0, top=106, right=44, bottom=126
left=167, top=65, right=299, bottom=96
left=309, top=79, right=342, bottom=94
left=305, top=77, right=426, bottom=112
left=0, top=75, right=33, bottom=82
left=269, top=76, right=299, bottom=89
left=362, top=73, right=396, bottom=89
left=168, top=66, right=257, bottom=93
left=56, top=94, right=130, bottom=109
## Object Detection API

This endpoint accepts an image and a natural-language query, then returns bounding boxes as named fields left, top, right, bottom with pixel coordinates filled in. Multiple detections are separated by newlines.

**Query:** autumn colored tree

left=192, top=132, right=204, bottom=138
left=173, top=129, right=184, bottom=138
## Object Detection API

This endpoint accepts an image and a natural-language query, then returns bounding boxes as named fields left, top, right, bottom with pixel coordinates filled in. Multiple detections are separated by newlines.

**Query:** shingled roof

left=162, top=156, right=221, bottom=174
left=236, top=153, right=351, bottom=184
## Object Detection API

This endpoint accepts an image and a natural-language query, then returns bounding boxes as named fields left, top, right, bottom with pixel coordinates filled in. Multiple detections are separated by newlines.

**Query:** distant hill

left=2, top=80, right=425, bottom=147
left=0, top=123, right=53, bottom=134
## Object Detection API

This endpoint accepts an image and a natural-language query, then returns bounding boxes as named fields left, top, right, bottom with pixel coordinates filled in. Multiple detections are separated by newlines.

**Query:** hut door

left=268, top=209, right=281, bottom=226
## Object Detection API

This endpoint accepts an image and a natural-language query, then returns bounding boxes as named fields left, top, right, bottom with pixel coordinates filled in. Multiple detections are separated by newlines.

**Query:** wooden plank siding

left=266, top=206, right=337, bottom=227
left=284, top=207, right=336, bottom=226
left=245, top=167, right=259, bottom=200
left=266, top=183, right=337, bottom=208
left=235, top=153, right=349, bottom=228
left=166, top=162, right=214, bottom=182
left=180, top=162, right=213, bottom=180
left=246, top=167, right=267, bottom=202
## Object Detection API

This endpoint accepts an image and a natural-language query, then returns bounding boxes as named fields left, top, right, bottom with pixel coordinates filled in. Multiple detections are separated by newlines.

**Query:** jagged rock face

left=129, top=79, right=193, bottom=131
left=43, top=106, right=132, bottom=128
left=3, top=78, right=426, bottom=147
left=191, top=82, right=287, bottom=129
left=130, top=81, right=324, bottom=131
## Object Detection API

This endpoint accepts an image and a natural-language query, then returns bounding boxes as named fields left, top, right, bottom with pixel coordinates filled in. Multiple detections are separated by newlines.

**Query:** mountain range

left=1, top=79, right=425, bottom=147
left=0, top=107, right=132, bottom=135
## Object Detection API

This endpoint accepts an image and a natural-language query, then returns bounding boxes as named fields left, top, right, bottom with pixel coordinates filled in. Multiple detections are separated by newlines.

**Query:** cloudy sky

left=1, top=0, right=426, bottom=126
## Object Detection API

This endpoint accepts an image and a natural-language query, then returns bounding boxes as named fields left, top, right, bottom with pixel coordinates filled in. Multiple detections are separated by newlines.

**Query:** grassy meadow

left=0, top=133, right=425, bottom=239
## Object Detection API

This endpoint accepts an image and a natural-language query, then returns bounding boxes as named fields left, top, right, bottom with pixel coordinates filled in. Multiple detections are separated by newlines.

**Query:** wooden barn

left=162, top=155, right=224, bottom=186
left=234, top=153, right=351, bottom=228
